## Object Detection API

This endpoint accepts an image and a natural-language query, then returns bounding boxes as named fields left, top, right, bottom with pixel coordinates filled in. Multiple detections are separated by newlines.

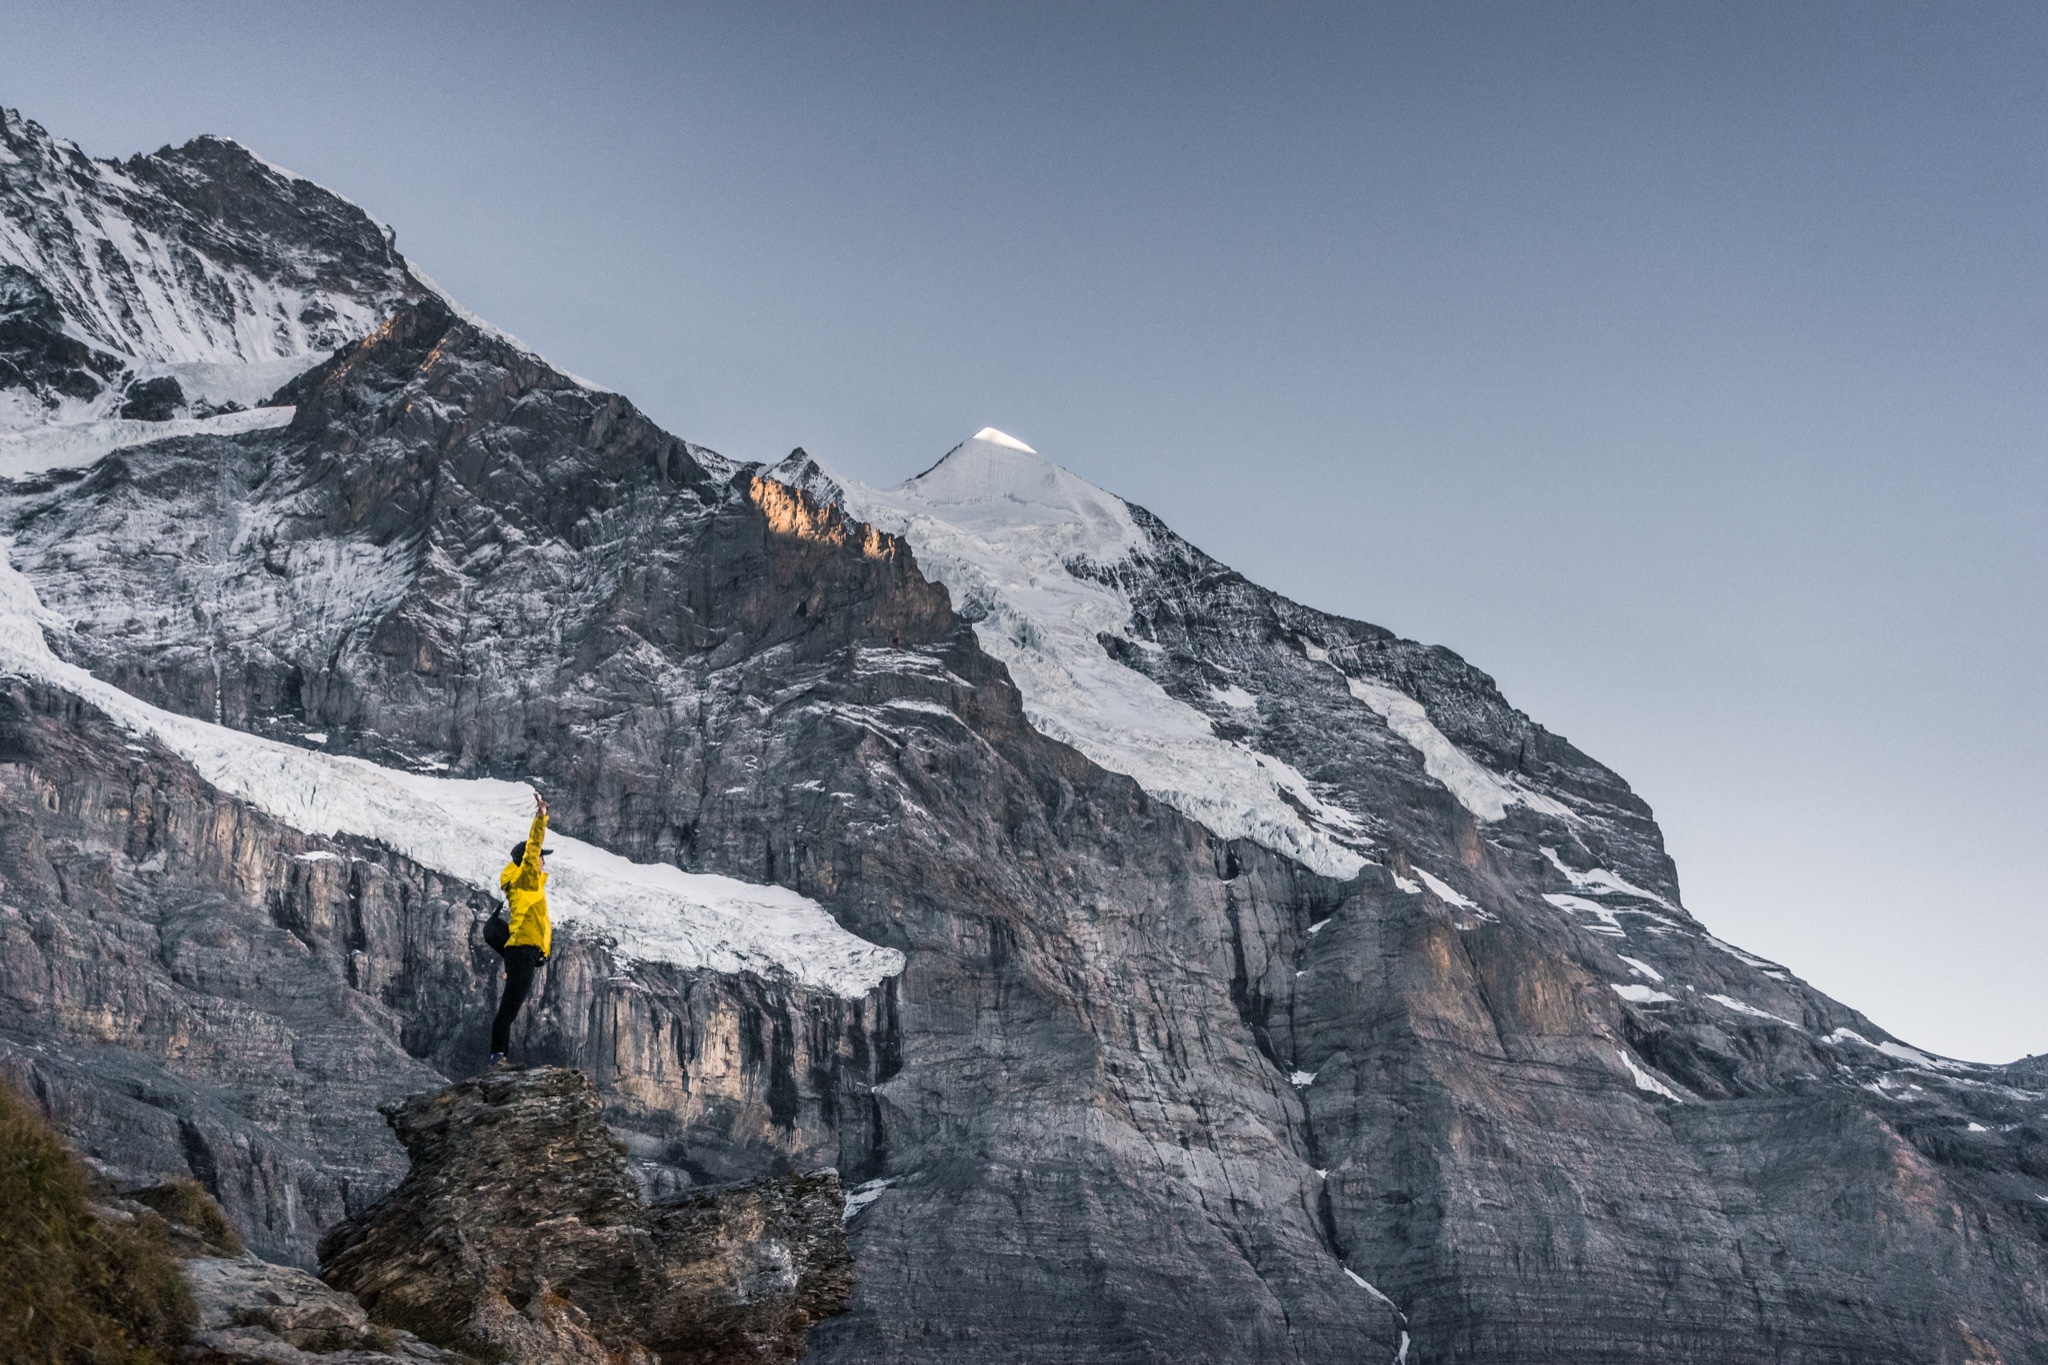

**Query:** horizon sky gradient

left=2, top=2, right=2041, bottom=1060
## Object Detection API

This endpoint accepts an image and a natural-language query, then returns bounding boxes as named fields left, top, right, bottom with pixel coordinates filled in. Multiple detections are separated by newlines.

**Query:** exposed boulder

left=117, top=375, right=184, bottom=422
left=185, top=1254, right=459, bottom=1364
left=319, top=1067, right=853, bottom=1364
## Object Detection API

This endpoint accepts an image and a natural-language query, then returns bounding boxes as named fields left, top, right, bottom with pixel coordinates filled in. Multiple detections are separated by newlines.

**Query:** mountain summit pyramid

left=2, top=104, right=2046, bottom=1363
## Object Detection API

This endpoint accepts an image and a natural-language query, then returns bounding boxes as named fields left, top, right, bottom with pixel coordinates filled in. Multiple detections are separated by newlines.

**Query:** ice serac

left=5, top=106, right=2048, bottom=1364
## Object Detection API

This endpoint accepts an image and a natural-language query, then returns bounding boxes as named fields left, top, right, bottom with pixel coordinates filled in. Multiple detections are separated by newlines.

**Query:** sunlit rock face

left=2, top=106, right=2048, bottom=1364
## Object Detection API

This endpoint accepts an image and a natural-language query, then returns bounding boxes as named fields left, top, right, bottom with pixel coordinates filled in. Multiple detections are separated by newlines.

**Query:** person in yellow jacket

left=489, top=792, right=551, bottom=1067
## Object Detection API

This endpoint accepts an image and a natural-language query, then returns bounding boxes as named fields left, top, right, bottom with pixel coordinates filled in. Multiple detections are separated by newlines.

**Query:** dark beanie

left=511, top=841, right=527, bottom=863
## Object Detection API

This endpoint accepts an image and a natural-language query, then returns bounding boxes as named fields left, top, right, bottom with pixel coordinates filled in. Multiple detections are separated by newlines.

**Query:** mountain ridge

left=0, top=106, right=2044, bottom=1362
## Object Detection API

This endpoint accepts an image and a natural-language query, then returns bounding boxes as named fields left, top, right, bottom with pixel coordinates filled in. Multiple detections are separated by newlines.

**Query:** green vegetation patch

left=124, top=1179, right=244, bottom=1258
left=0, top=1080, right=195, bottom=1365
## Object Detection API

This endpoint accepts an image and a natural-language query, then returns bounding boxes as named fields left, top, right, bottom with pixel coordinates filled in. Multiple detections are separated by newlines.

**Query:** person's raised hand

left=534, top=791, right=549, bottom=817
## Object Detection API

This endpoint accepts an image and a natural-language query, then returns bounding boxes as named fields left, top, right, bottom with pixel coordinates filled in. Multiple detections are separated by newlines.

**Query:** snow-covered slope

left=0, top=404, right=296, bottom=479
left=0, top=534, right=903, bottom=997
left=797, top=431, right=1365, bottom=879
left=783, top=429, right=1584, bottom=883
left=0, top=106, right=416, bottom=463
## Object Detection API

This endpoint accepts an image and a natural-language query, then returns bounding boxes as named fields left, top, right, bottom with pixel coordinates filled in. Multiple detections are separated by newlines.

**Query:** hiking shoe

left=488, top=1052, right=508, bottom=1070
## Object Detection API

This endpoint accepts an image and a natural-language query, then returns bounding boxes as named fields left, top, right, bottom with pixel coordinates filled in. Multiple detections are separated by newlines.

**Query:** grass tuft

left=124, top=1178, right=244, bottom=1257
left=0, top=1079, right=194, bottom=1365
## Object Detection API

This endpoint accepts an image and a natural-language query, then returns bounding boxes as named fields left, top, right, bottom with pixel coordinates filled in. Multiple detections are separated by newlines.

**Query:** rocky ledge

left=186, top=1254, right=460, bottom=1364
left=318, top=1066, right=854, bottom=1365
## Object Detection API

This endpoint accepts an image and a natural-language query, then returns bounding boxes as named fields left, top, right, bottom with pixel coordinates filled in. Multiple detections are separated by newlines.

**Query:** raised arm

left=512, top=792, right=549, bottom=889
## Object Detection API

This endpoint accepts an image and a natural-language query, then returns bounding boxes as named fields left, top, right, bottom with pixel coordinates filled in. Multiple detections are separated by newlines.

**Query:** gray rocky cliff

left=1, top=107, right=2046, bottom=1364
left=0, top=672, right=889, bottom=1267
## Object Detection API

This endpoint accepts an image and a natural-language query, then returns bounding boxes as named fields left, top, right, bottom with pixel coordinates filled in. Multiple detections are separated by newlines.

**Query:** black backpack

left=484, top=904, right=511, bottom=955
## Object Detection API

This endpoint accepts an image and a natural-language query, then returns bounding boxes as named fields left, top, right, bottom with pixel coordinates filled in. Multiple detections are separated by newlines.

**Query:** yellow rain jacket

left=499, top=810, right=551, bottom=958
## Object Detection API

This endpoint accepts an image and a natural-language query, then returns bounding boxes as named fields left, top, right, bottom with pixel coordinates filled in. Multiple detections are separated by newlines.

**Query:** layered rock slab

left=320, top=1066, right=852, bottom=1364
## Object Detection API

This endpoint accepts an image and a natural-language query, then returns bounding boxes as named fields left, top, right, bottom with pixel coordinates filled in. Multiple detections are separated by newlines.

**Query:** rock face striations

left=320, top=1066, right=852, bottom=1365
left=3, top=102, right=2048, bottom=1363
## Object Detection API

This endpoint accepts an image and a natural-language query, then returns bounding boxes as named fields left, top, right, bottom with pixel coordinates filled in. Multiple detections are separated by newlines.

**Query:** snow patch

left=1208, top=684, right=1257, bottom=711
left=1411, top=866, right=1476, bottom=909
left=1617, top=954, right=1664, bottom=983
left=1544, top=892, right=1626, bottom=937
left=1342, top=1267, right=1399, bottom=1311
left=1540, top=846, right=1679, bottom=912
left=134, top=355, right=326, bottom=413
left=0, top=406, right=295, bottom=480
left=1875, top=1040, right=1969, bottom=1073
left=1290, top=1070, right=1317, bottom=1087
left=1617, top=1049, right=1684, bottom=1102
left=1612, top=983, right=1676, bottom=1004
left=1824, top=1029, right=1971, bottom=1072
left=1706, top=995, right=1803, bottom=1030
left=842, top=1178, right=892, bottom=1223
left=0, top=540, right=902, bottom=996
left=1702, top=934, right=1787, bottom=974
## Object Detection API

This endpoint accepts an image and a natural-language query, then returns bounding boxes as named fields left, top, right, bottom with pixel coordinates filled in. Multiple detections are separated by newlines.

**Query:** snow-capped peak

left=970, top=426, right=1036, bottom=453
left=820, top=437, right=1371, bottom=881
left=788, top=426, right=1587, bottom=882
left=0, top=106, right=417, bottom=465
left=898, top=430, right=1144, bottom=563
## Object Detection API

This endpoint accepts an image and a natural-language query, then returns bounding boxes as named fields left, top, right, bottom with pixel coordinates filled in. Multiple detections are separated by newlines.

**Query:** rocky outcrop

left=319, top=1066, right=852, bottom=1364
left=185, top=1254, right=460, bottom=1364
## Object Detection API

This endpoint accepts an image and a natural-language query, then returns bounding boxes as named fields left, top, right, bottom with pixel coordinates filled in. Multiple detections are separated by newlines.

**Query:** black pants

left=490, top=946, right=545, bottom=1056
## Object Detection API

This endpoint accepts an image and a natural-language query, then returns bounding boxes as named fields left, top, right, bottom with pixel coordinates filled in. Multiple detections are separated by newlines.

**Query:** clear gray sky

left=5, top=2, right=2041, bottom=1060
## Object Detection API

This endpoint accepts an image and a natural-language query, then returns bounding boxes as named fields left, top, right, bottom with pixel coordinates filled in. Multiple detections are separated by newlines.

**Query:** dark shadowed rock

left=320, top=1066, right=852, bottom=1364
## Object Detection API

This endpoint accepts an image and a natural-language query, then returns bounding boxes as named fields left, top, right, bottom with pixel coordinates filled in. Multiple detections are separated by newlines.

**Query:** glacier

left=0, top=535, right=903, bottom=996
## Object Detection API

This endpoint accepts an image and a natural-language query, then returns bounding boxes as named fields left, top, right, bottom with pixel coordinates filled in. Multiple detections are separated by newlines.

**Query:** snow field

left=0, top=406, right=297, bottom=480
left=0, top=539, right=903, bottom=997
